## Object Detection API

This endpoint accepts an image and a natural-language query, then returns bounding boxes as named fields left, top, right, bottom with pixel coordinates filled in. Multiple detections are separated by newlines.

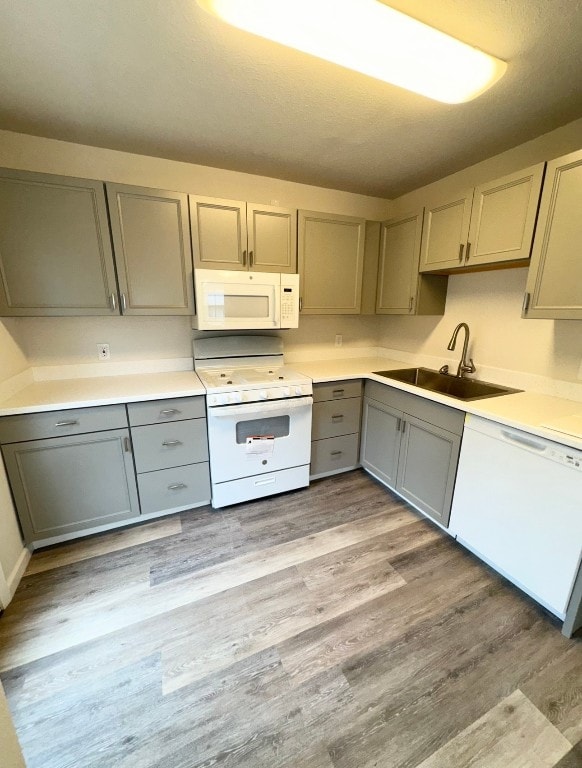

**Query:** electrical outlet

left=97, top=343, right=110, bottom=361
left=335, top=334, right=343, bottom=347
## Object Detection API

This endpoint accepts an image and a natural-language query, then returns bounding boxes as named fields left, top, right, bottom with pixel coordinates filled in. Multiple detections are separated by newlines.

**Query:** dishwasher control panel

left=548, top=447, right=582, bottom=470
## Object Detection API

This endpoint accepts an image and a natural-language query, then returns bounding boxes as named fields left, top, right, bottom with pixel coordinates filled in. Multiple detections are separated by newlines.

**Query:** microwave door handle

left=210, top=396, right=313, bottom=418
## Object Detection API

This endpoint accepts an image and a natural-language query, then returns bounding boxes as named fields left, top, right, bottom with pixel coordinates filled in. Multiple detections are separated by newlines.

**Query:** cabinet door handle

left=168, top=483, right=187, bottom=490
left=522, top=292, right=531, bottom=313
left=162, top=440, right=183, bottom=447
left=124, top=437, right=131, bottom=453
left=121, top=293, right=127, bottom=312
left=160, top=409, right=181, bottom=416
left=396, top=417, right=402, bottom=432
left=110, top=293, right=117, bottom=311
left=409, top=296, right=414, bottom=312
left=331, top=414, right=344, bottom=421
left=330, top=450, right=343, bottom=456
left=299, top=297, right=303, bottom=312
left=55, top=420, right=79, bottom=427
left=458, top=243, right=465, bottom=262
left=242, top=249, right=247, bottom=266
left=401, top=420, right=407, bottom=434
left=465, top=241, right=471, bottom=262
left=249, top=250, right=254, bottom=267
left=332, top=389, right=345, bottom=396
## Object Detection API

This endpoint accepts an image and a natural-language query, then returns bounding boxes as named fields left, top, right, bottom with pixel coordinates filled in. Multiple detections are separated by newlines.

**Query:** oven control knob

left=258, top=389, right=268, bottom=400
left=282, top=387, right=291, bottom=397
left=228, top=392, right=242, bottom=404
left=294, top=386, right=303, bottom=396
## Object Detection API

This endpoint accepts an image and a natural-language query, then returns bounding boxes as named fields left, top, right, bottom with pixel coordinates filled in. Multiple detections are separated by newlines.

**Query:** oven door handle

left=209, top=396, right=313, bottom=418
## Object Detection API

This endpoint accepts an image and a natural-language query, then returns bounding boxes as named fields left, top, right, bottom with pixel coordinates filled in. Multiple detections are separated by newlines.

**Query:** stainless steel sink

left=373, top=367, right=522, bottom=401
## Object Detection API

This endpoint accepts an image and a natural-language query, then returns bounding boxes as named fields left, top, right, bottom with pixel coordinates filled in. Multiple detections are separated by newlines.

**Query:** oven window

left=236, top=416, right=290, bottom=443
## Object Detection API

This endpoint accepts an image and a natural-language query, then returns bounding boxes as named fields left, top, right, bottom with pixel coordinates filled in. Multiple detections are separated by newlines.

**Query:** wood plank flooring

left=0, top=469, right=581, bottom=768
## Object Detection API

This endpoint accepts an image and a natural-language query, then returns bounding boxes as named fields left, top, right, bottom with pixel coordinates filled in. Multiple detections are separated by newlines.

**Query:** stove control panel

left=206, top=383, right=312, bottom=406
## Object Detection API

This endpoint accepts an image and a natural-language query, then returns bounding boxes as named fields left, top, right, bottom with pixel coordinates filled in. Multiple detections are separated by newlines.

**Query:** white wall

left=0, top=682, right=25, bottom=768
left=380, top=118, right=582, bottom=386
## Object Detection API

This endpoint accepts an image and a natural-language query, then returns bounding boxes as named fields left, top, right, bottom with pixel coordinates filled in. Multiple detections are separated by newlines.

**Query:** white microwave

left=193, top=269, right=300, bottom=330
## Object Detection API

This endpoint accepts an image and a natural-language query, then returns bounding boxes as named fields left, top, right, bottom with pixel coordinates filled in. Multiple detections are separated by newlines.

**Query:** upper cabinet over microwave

left=190, top=196, right=297, bottom=274
left=419, top=163, right=545, bottom=273
left=0, top=169, right=195, bottom=317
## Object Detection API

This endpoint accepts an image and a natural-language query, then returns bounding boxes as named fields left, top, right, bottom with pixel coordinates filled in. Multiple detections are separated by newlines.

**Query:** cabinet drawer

left=138, top=462, right=210, bottom=515
left=311, top=397, right=361, bottom=440
left=131, top=419, right=209, bottom=473
left=310, top=434, right=359, bottom=478
left=0, top=405, right=128, bottom=444
left=127, top=396, right=205, bottom=426
left=312, top=379, right=362, bottom=403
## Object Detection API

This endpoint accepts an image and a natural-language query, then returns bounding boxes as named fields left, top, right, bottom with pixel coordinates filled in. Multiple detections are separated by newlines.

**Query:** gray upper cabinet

left=298, top=210, right=365, bottom=314
left=419, top=163, right=545, bottom=273
left=465, top=163, right=545, bottom=268
left=419, top=190, right=473, bottom=273
left=190, top=196, right=297, bottom=273
left=375, top=209, right=447, bottom=316
left=0, top=168, right=118, bottom=316
left=106, top=184, right=194, bottom=315
left=524, top=149, right=582, bottom=319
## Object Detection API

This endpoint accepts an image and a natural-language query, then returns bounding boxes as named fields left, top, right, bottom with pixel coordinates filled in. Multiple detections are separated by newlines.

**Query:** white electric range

left=194, top=336, right=313, bottom=508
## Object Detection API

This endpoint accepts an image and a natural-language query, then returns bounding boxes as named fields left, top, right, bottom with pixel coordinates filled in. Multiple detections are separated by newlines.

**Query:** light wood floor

left=1, top=470, right=581, bottom=768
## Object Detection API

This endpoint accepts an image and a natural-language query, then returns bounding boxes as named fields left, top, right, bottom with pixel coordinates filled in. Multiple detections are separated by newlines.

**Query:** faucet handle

left=463, top=358, right=476, bottom=374
left=438, top=364, right=449, bottom=375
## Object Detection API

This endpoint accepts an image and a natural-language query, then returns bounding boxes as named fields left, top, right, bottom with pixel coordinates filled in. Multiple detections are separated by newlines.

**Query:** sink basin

left=373, top=368, right=522, bottom=401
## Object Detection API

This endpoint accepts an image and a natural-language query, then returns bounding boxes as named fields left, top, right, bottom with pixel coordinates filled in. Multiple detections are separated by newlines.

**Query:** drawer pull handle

left=254, top=477, right=276, bottom=487
left=160, top=409, right=181, bottom=416
left=331, top=450, right=343, bottom=456
left=124, top=437, right=131, bottom=453
left=55, top=420, right=79, bottom=427
left=162, top=440, right=183, bottom=447
left=332, top=389, right=345, bottom=396
left=331, top=414, right=344, bottom=421
left=168, top=483, right=187, bottom=490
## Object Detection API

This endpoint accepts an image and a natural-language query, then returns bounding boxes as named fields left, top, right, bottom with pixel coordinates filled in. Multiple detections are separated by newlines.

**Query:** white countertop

left=294, top=357, right=582, bottom=451
left=0, top=370, right=205, bottom=416
left=1, top=358, right=581, bottom=451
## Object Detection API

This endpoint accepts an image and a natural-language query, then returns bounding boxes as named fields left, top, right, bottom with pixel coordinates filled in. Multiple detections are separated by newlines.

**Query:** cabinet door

left=419, top=190, right=473, bottom=273
left=107, top=184, right=194, bottom=315
left=524, top=149, right=582, bottom=319
left=247, top=204, right=297, bottom=273
left=0, top=168, right=118, bottom=316
left=190, top=196, right=247, bottom=270
left=298, top=210, right=365, bottom=314
left=396, top=414, right=460, bottom=526
left=2, top=429, right=139, bottom=544
left=466, top=163, right=545, bottom=268
left=376, top=210, right=423, bottom=314
left=360, top=397, right=401, bottom=488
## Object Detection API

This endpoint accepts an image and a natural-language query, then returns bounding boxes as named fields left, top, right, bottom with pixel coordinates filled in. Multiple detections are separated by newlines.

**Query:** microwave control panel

left=281, top=273, right=300, bottom=328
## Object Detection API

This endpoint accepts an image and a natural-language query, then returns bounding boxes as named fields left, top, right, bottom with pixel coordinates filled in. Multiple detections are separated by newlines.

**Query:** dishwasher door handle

left=500, top=429, right=548, bottom=453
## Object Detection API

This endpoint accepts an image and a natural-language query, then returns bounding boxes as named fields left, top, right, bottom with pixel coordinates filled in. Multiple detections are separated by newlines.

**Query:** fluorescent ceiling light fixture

left=198, top=0, right=507, bottom=103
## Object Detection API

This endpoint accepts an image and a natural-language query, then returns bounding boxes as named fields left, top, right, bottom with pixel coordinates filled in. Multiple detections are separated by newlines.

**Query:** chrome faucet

left=440, top=322, right=476, bottom=378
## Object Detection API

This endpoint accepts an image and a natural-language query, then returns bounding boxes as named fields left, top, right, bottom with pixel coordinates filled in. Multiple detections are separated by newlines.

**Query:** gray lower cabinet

left=310, top=380, right=362, bottom=479
left=1, top=428, right=139, bottom=544
left=360, top=380, right=463, bottom=526
left=128, top=396, right=210, bottom=515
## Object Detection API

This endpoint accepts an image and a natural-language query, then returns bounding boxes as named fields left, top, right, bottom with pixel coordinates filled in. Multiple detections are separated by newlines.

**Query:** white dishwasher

left=449, top=415, right=582, bottom=619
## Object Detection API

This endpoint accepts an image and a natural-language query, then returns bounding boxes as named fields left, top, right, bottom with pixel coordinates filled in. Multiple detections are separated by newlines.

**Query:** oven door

left=207, top=397, right=313, bottom=483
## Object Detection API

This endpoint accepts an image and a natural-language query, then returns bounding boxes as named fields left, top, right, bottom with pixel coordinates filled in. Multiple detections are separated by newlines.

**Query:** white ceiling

left=1, top=0, right=582, bottom=198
